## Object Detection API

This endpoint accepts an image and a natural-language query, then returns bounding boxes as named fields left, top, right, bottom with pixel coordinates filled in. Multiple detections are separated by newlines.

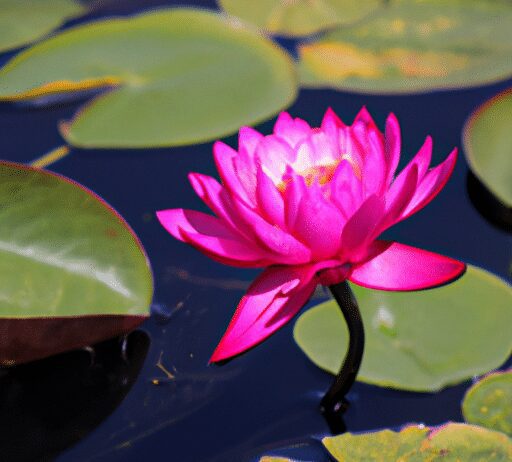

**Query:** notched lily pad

left=0, top=8, right=297, bottom=148
left=298, top=0, right=512, bottom=93
left=294, top=266, right=512, bottom=392
left=322, top=423, right=512, bottom=461
left=0, top=0, right=85, bottom=53
left=462, top=370, right=512, bottom=436
left=218, top=0, right=382, bottom=37
left=463, top=89, right=512, bottom=207
left=0, top=161, right=153, bottom=365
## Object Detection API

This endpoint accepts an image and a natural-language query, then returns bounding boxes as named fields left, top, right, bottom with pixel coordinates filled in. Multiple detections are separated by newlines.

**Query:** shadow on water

left=466, top=171, right=512, bottom=233
left=0, top=330, right=150, bottom=462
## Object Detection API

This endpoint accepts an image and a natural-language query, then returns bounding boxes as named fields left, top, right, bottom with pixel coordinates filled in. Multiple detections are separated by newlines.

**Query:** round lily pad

left=0, top=161, right=153, bottom=365
left=0, top=0, right=85, bottom=53
left=463, top=89, right=512, bottom=207
left=298, top=0, right=512, bottom=93
left=0, top=8, right=297, bottom=148
left=218, top=0, right=382, bottom=37
left=462, top=370, right=512, bottom=436
left=322, top=423, right=512, bottom=461
left=294, top=265, right=512, bottom=392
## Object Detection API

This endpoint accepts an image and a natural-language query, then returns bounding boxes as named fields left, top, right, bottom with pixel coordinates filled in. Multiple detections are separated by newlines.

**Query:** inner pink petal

left=274, top=112, right=312, bottom=148
left=291, top=182, right=346, bottom=260
left=330, top=159, right=364, bottom=219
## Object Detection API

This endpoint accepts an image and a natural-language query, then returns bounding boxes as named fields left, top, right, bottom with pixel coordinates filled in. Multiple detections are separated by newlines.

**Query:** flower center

left=276, top=153, right=361, bottom=192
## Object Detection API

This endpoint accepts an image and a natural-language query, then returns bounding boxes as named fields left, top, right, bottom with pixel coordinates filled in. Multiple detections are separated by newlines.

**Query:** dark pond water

left=0, top=1, right=511, bottom=461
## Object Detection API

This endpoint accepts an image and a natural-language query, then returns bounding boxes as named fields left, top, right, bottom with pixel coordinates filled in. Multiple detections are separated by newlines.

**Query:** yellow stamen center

left=276, top=153, right=361, bottom=192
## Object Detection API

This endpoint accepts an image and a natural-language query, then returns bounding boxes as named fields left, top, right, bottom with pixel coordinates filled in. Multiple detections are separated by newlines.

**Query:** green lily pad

left=294, top=265, right=512, bottom=392
left=0, top=8, right=296, bottom=148
left=0, top=0, right=85, bottom=53
left=298, top=0, right=512, bottom=93
left=322, top=423, right=512, bottom=461
left=0, top=161, right=153, bottom=365
left=462, top=370, right=512, bottom=436
left=323, top=425, right=429, bottom=461
left=463, top=89, right=512, bottom=207
left=218, top=0, right=382, bottom=37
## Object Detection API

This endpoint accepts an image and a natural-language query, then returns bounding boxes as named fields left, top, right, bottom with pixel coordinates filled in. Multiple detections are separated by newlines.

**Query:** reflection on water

left=0, top=330, right=149, bottom=462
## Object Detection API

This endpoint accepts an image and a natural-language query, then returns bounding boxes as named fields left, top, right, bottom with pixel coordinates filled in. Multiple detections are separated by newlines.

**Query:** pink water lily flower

left=157, top=108, right=465, bottom=363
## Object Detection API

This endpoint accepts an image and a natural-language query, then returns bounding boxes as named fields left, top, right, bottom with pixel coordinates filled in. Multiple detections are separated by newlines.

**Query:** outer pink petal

left=188, top=173, right=252, bottom=240
left=273, top=112, right=312, bottom=148
left=384, top=113, right=401, bottom=187
left=156, top=208, right=234, bottom=242
left=340, top=195, right=385, bottom=262
left=402, top=148, right=458, bottom=218
left=408, top=136, right=433, bottom=181
left=209, top=265, right=317, bottom=362
left=213, top=141, right=255, bottom=206
left=157, top=208, right=271, bottom=266
left=349, top=240, right=465, bottom=291
left=377, top=164, right=418, bottom=233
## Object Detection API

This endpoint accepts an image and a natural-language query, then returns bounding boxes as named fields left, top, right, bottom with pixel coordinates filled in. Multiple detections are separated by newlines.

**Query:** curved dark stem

left=320, top=281, right=364, bottom=434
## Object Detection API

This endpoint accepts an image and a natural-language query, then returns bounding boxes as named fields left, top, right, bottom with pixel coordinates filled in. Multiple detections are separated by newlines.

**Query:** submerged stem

left=320, top=281, right=364, bottom=433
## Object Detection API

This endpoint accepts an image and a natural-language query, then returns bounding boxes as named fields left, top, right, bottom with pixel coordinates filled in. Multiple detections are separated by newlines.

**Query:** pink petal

left=274, top=112, right=312, bottom=148
left=255, top=135, right=296, bottom=182
left=360, top=127, right=387, bottom=196
left=378, top=164, right=418, bottom=232
left=349, top=241, right=465, bottom=291
left=232, top=197, right=312, bottom=265
left=256, top=166, right=285, bottom=229
left=157, top=209, right=270, bottom=267
left=330, top=159, right=363, bottom=219
left=291, top=182, right=346, bottom=260
left=283, top=168, right=307, bottom=230
left=210, top=265, right=318, bottom=362
left=384, top=113, right=401, bottom=187
left=353, top=106, right=379, bottom=133
left=402, top=148, right=458, bottom=218
left=309, top=130, right=339, bottom=164
left=294, top=137, right=316, bottom=171
left=188, top=173, right=251, bottom=239
left=321, top=107, right=346, bottom=132
left=156, top=208, right=233, bottom=242
left=214, top=141, right=255, bottom=206
left=180, top=228, right=270, bottom=267
left=339, top=126, right=364, bottom=172
left=411, top=136, right=433, bottom=181
left=238, top=126, right=263, bottom=158
left=340, top=195, right=385, bottom=262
